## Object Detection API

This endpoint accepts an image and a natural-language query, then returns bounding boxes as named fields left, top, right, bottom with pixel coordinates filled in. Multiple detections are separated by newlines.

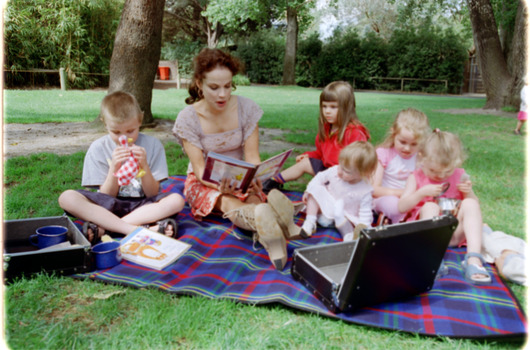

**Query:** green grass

left=3, top=87, right=527, bottom=349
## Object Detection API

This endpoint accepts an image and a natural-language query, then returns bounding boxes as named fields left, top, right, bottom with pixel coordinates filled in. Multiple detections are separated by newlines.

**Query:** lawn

left=3, top=87, right=527, bottom=349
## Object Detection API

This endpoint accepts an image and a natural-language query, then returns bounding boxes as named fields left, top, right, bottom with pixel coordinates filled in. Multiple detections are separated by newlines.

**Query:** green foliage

left=232, top=74, right=251, bottom=86
left=296, top=32, right=322, bottom=87
left=235, top=31, right=285, bottom=84
left=236, top=24, right=467, bottom=93
left=313, top=29, right=363, bottom=86
left=387, top=26, right=468, bottom=93
left=5, top=0, right=122, bottom=89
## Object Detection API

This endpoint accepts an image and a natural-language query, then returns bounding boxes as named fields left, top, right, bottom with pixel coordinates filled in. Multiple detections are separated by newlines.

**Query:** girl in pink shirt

left=398, top=131, right=491, bottom=285
left=372, top=108, right=430, bottom=224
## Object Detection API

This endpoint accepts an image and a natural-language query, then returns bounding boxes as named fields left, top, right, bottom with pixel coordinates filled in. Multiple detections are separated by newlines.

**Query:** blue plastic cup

left=29, top=225, right=68, bottom=249
left=91, top=241, right=122, bottom=269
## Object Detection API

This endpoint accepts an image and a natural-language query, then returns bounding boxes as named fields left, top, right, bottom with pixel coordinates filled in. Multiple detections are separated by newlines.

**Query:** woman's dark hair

left=185, top=48, right=241, bottom=104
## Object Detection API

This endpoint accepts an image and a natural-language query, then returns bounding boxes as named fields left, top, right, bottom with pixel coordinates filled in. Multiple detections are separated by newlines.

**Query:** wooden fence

left=369, top=77, right=448, bottom=92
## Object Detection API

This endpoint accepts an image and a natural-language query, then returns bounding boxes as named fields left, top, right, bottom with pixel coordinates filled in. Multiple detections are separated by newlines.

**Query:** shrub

left=387, top=26, right=467, bottom=94
left=5, top=0, right=122, bottom=89
left=233, top=74, right=251, bottom=86
left=235, top=30, right=285, bottom=84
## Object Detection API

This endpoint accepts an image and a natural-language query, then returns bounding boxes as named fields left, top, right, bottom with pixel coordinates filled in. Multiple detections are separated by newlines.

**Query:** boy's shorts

left=517, top=111, right=527, bottom=121
left=75, top=190, right=171, bottom=218
left=309, top=158, right=327, bottom=174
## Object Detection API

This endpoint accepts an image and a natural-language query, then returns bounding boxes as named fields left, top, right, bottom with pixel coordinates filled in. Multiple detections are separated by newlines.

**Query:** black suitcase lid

left=335, top=215, right=458, bottom=312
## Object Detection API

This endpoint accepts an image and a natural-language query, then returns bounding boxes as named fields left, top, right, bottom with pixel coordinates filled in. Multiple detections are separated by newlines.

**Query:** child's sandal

left=82, top=221, right=105, bottom=245
left=461, top=252, right=492, bottom=285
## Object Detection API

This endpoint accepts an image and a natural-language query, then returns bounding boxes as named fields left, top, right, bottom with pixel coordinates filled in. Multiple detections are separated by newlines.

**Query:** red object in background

left=158, top=67, right=170, bottom=80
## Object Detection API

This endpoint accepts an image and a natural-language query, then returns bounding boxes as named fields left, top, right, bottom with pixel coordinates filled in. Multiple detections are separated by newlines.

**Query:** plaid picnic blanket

left=74, top=176, right=527, bottom=340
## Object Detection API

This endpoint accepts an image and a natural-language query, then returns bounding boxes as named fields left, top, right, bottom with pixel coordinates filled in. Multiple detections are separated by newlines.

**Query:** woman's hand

left=247, top=178, right=263, bottom=196
left=218, top=178, right=239, bottom=195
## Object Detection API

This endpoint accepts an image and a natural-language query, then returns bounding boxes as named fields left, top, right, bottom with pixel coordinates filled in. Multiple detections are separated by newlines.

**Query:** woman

left=172, top=48, right=299, bottom=270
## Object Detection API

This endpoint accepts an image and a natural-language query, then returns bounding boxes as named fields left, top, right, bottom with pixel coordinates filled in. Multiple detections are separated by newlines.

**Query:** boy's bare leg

left=58, top=190, right=138, bottom=236
left=121, top=193, right=185, bottom=227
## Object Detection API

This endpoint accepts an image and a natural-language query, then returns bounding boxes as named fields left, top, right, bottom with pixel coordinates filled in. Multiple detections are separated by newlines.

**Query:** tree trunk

left=108, top=0, right=165, bottom=125
left=282, top=6, right=298, bottom=85
left=467, top=0, right=512, bottom=109
left=505, top=0, right=528, bottom=107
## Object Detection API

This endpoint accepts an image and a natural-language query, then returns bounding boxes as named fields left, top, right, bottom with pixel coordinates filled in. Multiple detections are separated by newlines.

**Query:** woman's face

left=199, top=66, right=233, bottom=111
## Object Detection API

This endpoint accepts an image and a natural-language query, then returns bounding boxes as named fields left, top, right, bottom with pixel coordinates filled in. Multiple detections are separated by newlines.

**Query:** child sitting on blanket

left=398, top=130, right=491, bottom=285
left=58, top=91, right=185, bottom=244
left=300, top=141, right=378, bottom=241
left=372, top=108, right=430, bottom=225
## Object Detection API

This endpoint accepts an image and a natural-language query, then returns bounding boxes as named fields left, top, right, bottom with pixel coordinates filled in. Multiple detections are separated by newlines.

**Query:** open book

left=202, top=149, right=293, bottom=192
left=120, top=227, right=191, bottom=270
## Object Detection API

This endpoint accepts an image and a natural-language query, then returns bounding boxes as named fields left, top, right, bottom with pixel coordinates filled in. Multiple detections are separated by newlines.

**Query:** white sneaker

left=301, top=220, right=316, bottom=239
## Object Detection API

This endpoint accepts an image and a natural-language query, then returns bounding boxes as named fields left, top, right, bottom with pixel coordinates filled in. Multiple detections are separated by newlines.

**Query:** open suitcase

left=291, top=215, right=458, bottom=313
left=3, top=216, right=92, bottom=282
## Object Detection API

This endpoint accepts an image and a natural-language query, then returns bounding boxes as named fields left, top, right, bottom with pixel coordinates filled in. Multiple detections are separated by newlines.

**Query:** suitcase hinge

left=331, top=282, right=340, bottom=307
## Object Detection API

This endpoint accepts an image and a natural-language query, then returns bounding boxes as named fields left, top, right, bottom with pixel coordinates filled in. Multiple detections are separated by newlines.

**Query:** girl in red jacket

left=263, top=81, right=370, bottom=193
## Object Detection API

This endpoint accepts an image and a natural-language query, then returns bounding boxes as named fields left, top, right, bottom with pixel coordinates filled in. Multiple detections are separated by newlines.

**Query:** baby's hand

left=296, top=154, right=308, bottom=162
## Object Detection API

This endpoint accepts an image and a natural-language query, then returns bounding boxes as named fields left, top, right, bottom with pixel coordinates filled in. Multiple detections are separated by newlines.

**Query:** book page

left=254, top=149, right=293, bottom=183
left=209, top=161, right=250, bottom=188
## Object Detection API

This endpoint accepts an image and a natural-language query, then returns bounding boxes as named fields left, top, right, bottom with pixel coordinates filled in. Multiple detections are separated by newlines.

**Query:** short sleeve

left=376, top=147, right=394, bottom=168
left=142, top=135, right=168, bottom=181
left=172, top=106, right=203, bottom=150
left=81, top=136, right=114, bottom=188
left=238, top=96, right=263, bottom=141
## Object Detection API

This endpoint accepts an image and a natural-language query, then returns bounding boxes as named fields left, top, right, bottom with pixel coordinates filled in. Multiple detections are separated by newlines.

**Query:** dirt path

left=3, top=119, right=305, bottom=158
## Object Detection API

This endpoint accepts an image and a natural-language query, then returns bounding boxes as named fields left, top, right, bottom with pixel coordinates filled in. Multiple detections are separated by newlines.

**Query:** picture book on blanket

left=202, top=149, right=293, bottom=192
left=119, top=227, right=191, bottom=270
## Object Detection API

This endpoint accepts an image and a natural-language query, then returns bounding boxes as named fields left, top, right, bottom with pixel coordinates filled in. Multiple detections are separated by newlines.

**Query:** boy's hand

left=110, top=145, right=131, bottom=173
left=130, top=145, right=148, bottom=170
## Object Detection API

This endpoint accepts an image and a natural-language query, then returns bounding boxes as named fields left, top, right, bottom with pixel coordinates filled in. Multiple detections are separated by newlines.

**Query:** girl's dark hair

left=185, top=48, right=241, bottom=105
